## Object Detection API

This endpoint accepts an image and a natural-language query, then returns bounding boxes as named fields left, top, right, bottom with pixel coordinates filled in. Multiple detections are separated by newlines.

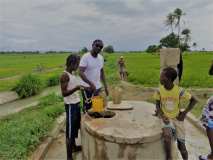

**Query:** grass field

left=0, top=53, right=67, bottom=78
left=104, top=52, right=213, bottom=88
left=0, top=53, right=68, bottom=91
left=0, top=52, right=213, bottom=91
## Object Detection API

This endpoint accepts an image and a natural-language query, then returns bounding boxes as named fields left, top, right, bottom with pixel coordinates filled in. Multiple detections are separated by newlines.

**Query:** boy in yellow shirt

left=154, top=67, right=197, bottom=160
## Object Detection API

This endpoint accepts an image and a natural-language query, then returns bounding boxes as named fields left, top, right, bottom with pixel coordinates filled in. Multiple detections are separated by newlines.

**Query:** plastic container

left=208, top=119, right=213, bottom=129
left=111, top=87, right=122, bottom=104
left=92, top=96, right=104, bottom=112
left=99, top=91, right=108, bottom=108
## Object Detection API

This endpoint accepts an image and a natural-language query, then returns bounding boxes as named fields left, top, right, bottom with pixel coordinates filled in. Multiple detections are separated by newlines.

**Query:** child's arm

left=60, top=73, right=80, bottom=97
left=177, top=96, right=198, bottom=121
left=153, top=100, right=161, bottom=116
left=153, top=89, right=161, bottom=116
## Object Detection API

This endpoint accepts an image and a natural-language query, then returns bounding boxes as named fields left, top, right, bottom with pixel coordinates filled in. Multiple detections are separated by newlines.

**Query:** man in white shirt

left=79, top=39, right=108, bottom=112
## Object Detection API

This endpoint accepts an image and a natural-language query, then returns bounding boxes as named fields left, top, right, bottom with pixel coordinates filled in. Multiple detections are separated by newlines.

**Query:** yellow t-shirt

left=153, top=85, right=192, bottom=119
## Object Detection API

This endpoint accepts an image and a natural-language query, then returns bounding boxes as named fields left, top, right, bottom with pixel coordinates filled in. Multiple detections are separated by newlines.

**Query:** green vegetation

left=0, top=53, right=68, bottom=78
left=0, top=93, right=64, bottom=160
left=79, top=47, right=88, bottom=54
left=146, top=45, right=160, bottom=53
left=147, top=8, right=192, bottom=52
left=1, top=52, right=213, bottom=92
left=0, top=78, right=18, bottom=91
left=46, top=74, right=60, bottom=87
left=13, top=74, right=43, bottom=98
left=104, top=52, right=213, bottom=88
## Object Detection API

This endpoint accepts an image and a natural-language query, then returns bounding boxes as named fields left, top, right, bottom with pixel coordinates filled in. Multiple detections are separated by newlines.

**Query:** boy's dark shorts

left=65, top=103, right=81, bottom=140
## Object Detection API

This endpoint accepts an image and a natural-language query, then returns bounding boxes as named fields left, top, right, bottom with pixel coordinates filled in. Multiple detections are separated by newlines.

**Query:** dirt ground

left=109, top=81, right=155, bottom=101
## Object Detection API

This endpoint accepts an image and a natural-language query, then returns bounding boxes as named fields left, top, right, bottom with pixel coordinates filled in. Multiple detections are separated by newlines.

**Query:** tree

left=192, top=42, right=197, bottom=51
left=173, top=8, right=185, bottom=46
left=103, top=45, right=114, bottom=53
left=160, top=33, right=179, bottom=48
left=180, top=43, right=190, bottom=52
left=180, top=28, right=191, bottom=51
left=181, top=28, right=191, bottom=44
left=146, top=45, right=160, bottom=53
left=80, top=47, right=88, bottom=54
left=165, top=13, right=175, bottom=33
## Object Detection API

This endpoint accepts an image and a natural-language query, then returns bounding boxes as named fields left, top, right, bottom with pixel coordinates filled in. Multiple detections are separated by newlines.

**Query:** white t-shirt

left=63, top=71, right=80, bottom=104
left=79, top=52, right=104, bottom=89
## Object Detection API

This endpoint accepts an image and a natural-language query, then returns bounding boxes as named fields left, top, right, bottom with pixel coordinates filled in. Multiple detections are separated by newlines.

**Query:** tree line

left=146, top=8, right=198, bottom=53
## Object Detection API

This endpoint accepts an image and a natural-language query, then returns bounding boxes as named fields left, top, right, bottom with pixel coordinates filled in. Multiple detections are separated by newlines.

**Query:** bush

left=14, top=74, right=43, bottom=98
left=46, top=74, right=59, bottom=87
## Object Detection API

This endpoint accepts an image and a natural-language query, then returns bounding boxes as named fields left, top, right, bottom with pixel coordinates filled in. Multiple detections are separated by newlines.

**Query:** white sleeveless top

left=63, top=71, right=80, bottom=104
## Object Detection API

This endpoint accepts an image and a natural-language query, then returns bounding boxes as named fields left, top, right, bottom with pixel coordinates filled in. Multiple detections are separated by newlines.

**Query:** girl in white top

left=60, top=54, right=82, bottom=160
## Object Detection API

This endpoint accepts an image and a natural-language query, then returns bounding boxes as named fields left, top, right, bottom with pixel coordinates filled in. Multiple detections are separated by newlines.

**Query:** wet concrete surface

left=44, top=132, right=82, bottom=160
left=185, top=119, right=209, bottom=160
left=44, top=117, right=210, bottom=160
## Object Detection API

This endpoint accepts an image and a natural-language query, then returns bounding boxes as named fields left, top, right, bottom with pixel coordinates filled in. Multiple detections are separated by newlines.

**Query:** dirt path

left=0, top=86, right=60, bottom=119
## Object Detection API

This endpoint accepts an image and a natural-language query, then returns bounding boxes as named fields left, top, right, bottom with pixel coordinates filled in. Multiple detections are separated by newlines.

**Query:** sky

left=0, top=0, right=213, bottom=51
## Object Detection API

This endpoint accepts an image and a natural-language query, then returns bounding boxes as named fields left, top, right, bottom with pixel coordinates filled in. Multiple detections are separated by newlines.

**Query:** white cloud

left=0, top=0, right=212, bottom=51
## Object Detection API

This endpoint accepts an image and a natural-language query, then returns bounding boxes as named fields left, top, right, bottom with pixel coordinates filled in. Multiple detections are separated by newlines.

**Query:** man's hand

left=89, top=83, right=96, bottom=92
left=176, top=111, right=187, bottom=121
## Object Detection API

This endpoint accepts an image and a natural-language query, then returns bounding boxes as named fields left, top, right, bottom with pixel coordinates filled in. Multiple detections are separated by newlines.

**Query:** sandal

left=199, top=155, right=213, bottom=160
left=199, top=155, right=208, bottom=160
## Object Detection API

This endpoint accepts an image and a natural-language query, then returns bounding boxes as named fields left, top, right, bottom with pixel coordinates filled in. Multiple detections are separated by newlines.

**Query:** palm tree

left=174, top=8, right=185, bottom=46
left=181, top=28, right=191, bottom=44
left=192, top=42, right=197, bottom=51
left=165, top=13, right=175, bottom=33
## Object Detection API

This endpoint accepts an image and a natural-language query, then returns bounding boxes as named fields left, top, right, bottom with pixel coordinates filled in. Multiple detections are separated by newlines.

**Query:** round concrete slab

left=84, top=101, right=162, bottom=144
left=81, top=101, right=178, bottom=160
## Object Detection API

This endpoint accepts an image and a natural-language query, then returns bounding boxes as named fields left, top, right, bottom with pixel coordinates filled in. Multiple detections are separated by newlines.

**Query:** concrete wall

left=160, top=48, right=180, bottom=84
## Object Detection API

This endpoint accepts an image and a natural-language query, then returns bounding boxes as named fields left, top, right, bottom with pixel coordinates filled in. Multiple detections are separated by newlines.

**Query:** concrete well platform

left=81, top=101, right=178, bottom=160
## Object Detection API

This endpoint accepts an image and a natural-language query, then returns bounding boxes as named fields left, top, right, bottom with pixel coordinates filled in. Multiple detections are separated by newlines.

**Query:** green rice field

left=0, top=52, right=213, bottom=91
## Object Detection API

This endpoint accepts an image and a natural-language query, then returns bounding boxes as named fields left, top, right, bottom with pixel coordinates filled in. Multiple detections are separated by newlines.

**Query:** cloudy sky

left=0, top=0, right=213, bottom=51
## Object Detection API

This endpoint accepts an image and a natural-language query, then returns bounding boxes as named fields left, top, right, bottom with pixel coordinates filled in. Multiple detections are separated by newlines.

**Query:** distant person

left=60, top=54, right=82, bottom=160
left=154, top=67, right=197, bottom=160
left=79, top=39, right=109, bottom=112
left=117, top=56, right=128, bottom=80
